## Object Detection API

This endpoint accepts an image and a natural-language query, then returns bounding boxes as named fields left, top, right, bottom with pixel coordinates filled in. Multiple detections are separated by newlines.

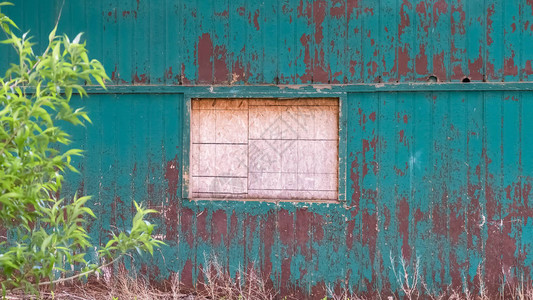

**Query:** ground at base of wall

left=7, top=274, right=533, bottom=300
left=6, top=278, right=198, bottom=300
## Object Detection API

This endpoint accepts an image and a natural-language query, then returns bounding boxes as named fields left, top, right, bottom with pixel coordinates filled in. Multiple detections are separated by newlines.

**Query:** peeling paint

left=47, top=89, right=533, bottom=298
left=11, top=1, right=533, bottom=298
left=23, top=0, right=531, bottom=85
left=468, top=47, right=484, bottom=81
left=432, top=52, right=446, bottom=80
left=504, top=50, right=519, bottom=77
left=253, top=9, right=260, bottom=30
left=524, top=60, right=533, bottom=76
left=432, top=0, right=448, bottom=25
left=415, top=44, right=428, bottom=75
left=132, top=73, right=148, bottom=84
left=330, top=0, right=345, bottom=18
left=197, top=33, right=213, bottom=83
left=486, top=4, right=495, bottom=46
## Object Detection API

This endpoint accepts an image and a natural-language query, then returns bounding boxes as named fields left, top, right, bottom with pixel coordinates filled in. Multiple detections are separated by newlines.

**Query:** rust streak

left=253, top=9, right=260, bottom=30
left=486, top=4, right=495, bottom=46
left=397, top=45, right=411, bottom=77
left=415, top=44, right=428, bottom=76
left=398, top=197, right=411, bottom=260
left=297, top=0, right=312, bottom=18
left=468, top=47, right=483, bottom=80
left=524, top=60, right=533, bottom=76
left=212, top=210, right=227, bottom=246
left=504, top=50, right=518, bottom=76
left=213, top=45, right=229, bottom=83
left=330, top=0, right=345, bottom=18
left=347, top=0, right=360, bottom=20
left=313, top=0, right=326, bottom=44
left=197, top=33, right=214, bottom=83
left=132, top=72, right=148, bottom=84
left=432, top=52, right=446, bottom=80
left=299, top=34, right=313, bottom=83
left=432, top=0, right=448, bottom=25
left=350, top=153, right=361, bottom=214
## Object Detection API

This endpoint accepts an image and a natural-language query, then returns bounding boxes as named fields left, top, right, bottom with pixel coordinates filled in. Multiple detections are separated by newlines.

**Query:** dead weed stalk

left=198, top=253, right=276, bottom=300
left=390, top=252, right=421, bottom=300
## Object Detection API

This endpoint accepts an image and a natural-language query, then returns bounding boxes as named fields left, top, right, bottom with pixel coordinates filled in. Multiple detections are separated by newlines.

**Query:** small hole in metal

left=427, top=75, right=438, bottom=82
left=462, top=77, right=471, bottom=83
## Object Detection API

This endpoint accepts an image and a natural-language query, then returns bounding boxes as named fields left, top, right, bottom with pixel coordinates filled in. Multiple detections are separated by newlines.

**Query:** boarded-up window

left=190, top=98, right=339, bottom=200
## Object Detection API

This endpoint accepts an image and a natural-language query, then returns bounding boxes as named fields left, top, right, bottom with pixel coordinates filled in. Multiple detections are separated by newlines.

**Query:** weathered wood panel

left=190, top=98, right=339, bottom=200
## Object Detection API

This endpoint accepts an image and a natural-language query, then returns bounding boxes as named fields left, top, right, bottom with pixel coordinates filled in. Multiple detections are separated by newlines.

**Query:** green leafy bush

left=0, top=2, right=164, bottom=296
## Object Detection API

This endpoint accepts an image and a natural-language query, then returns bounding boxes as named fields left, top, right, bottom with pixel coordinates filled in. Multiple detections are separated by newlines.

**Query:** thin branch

left=8, top=255, right=122, bottom=294
left=0, top=4, right=68, bottom=157
left=0, top=123, right=23, bottom=157
left=27, top=0, right=65, bottom=75
left=38, top=255, right=122, bottom=287
left=40, top=291, right=87, bottom=300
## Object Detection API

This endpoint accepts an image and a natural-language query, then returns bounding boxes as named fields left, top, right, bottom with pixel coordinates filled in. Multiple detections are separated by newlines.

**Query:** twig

left=39, top=255, right=121, bottom=287
left=9, top=255, right=122, bottom=294
left=41, top=291, right=87, bottom=300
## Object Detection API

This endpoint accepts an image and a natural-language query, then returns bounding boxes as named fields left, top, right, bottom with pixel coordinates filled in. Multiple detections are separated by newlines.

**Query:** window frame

left=182, top=91, right=348, bottom=204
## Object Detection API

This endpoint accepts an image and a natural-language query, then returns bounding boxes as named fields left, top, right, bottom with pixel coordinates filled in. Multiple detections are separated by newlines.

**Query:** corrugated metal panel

left=4, top=0, right=533, bottom=84
left=53, top=90, right=533, bottom=297
left=3, top=0, right=533, bottom=298
left=346, top=90, right=533, bottom=295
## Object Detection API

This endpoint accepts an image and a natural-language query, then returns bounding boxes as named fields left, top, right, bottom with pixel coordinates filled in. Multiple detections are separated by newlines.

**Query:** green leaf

left=41, top=234, right=53, bottom=253
left=80, top=52, right=89, bottom=64
left=48, top=24, right=57, bottom=43
left=65, top=86, right=72, bottom=100
left=52, top=42, right=60, bottom=61
left=72, top=32, right=83, bottom=45
left=0, top=10, right=164, bottom=295
left=93, top=74, right=106, bottom=88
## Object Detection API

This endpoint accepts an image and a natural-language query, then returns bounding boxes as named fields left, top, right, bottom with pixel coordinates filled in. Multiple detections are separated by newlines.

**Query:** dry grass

left=323, top=255, right=533, bottom=300
left=4, top=254, right=275, bottom=300
left=6, top=254, right=533, bottom=300
left=390, top=252, right=421, bottom=300
left=5, top=264, right=190, bottom=300
left=196, top=254, right=276, bottom=300
left=326, top=284, right=367, bottom=300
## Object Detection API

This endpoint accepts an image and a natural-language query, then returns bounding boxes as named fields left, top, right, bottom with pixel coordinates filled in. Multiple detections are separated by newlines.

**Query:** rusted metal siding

left=3, top=1, right=533, bottom=299
left=4, top=0, right=533, bottom=84
left=50, top=89, right=533, bottom=298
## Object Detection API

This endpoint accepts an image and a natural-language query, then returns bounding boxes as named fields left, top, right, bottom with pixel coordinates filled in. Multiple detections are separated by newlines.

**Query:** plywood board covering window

left=190, top=98, right=339, bottom=200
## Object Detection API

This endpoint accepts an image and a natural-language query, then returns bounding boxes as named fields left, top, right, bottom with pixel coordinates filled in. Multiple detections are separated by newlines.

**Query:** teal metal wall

left=55, top=87, right=533, bottom=298
left=3, top=0, right=533, bottom=298
left=4, top=0, right=533, bottom=84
